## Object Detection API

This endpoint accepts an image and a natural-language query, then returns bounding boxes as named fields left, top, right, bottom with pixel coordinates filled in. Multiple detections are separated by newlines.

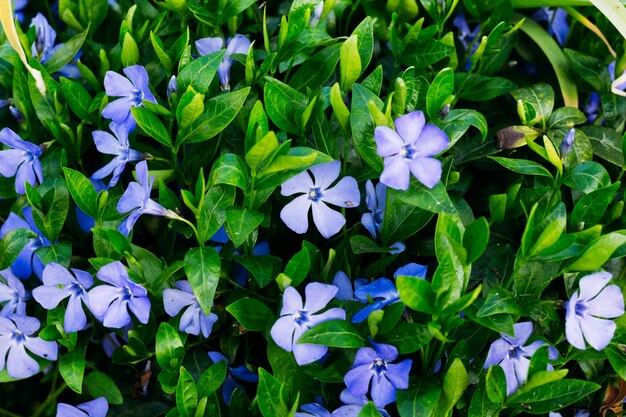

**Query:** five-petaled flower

left=163, top=280, right=218, bottom=338
left=375, top=111, right=449, bottom=191
left=280, top=160, right=360, bottom=239
left=0, top=314, right=58, bottom=379
left=270, top=282, right=346, bottom=365
left=88, top=261, right=151, bottom=328
left=0, top=268, right=29, bottom=317
left=32, top=263, right=94, bottom=333
left=484, top=321, right=558, bottom=395
left=362, top=180, right=386, bottom=239
left=343, top=341, right=411, bottom=408
left=30, top=13, right=81, bottom=78
left=56, top=397, right=108, bottom=417
left=102, top=65, right=157, bottom=129
left=565, top=271, right=624, bottom=351
left=117, top=161, right=180, bottom=236
left=91, top=122, right=144, bottom=188
left=195, top=34, right=251, bottom=90
left=0, top=127, right=44, bottom=195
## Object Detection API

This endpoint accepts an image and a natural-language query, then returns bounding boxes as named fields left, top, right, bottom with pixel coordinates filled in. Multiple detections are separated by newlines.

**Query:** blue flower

left=13, top=0, right=28, bottom=22
left=280, top=161, right=360, bottom=238
left=30, top=13, right=81, bottom=78
left=167, top=75, right=178, bottom=100
left=0, top=314, right=58, bottom=379
left=87, top=261, right=151, bottom=328
left=362, top=180, right=386, bottom=239
left=375, top=111, right=450, bottom=190
left=270, top=282, right=346, bottom=365
left=452, top=11, right=480, bottom=69
left=532, top=8, right=569, bottom=46
left=332, top=271, right=367, bottom=301
left=91, top=122, right=144, bottom=188
left=116, top=161, right=180, bottom=236
left=207, top=351, right=258, bottom=405
left=343, top=341, right=411, bottom=408
left=195, top=34, right=251, bottom=90
left=32, top=263, right=93, bottom=333
left=309, top=2, right=324, bottom=26
left=295, top=403, right=331, bottom=417
left=102, top=65, right=157, bottom=129
left=0, top=127, right=44, bottom=194
left=484, top=322, right=558, bottom=395
left=0, top=269, right=29, bottom=316
left=565, top=271, right=624, bottom=351
left=584, top=93, right=600, bottom=123
left=0, top=207, right=51, bottom=279
left=163, top=280, right=218, bottom=338
left=56, top=397, right=108, bottom=417
left=559, top=128, right=575, bottom=158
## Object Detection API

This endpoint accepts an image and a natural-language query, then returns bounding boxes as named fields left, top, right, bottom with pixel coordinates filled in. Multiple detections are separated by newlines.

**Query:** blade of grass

left=589, top=0, right=626, bottom=40
left=564, top=6, right=616, bottom=58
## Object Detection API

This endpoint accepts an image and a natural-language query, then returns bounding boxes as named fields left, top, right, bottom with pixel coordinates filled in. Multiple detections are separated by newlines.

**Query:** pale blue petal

left=414, top=124, right=450, bottom=157
left=310, top=160, right=340, bottom=189
left=380, top=156, right=410, bottom=191
left=304, top=282, right=338, bottom=313
left=394, top=111, right=425, bottom=145
left=311, top=201, right=345, bottom=238
left=408, top=157, right=442, bottom=189
left=322, top=176, right=360, bottom=208
left=280, top=194, right=312, bottom=234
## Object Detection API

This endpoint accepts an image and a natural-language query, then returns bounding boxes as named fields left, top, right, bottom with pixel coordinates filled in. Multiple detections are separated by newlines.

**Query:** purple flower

left=549, top=412, right=590, bottom=417
left=453, top=11, right=480, bottom=69
left=0, top=269, right=29, bottom=316
left=14, top=0, right=27, bottom=22
left=0, top=127, right=44, bottom=194
left=195, top=34, right=251, bottom=90
left=56, top=397, right=108, bottom=417
left=0, top=314, right=58, bottom=379
left=9, top=106, right=24, bottom=124
left=32, top=263, right=93, bottom=333
left=91, top=122, right=144, bottom=188
left=163, top=280, right=218, bottom=338
left=167, top=75, right=178, bottom=99
left=207, top=351, right=258, bottom=405
left=102, top=65, right=157, bottom=129
left=295, top=404, right=331, bottom=417
left=375, top=111, right=449, bottom=190
left=484, top=322, right=558, bottom=395
left=332, top=271, right=367, bottom=301
left=88, top=261, right=151, bottom=328
left=270, top=282, right=346, bottom=365
left=584, top=93, right=600, bottom=123
left=565, top=271, right=624, bottom=351
left=336, top=390, right=391, bottom=417
left=559, top=128, right=575, bottom=158
left=116, top=161, right=179, bottom=236
left=362, top=180, right=386, bottom=239
left=280, top=161, right=360, bottom=238
left=343, top=341, right=411, bottom=408
left=532, top=8, right=569, bottom=46
left=30, top=13, right=80, bottom=78
left=0, top=207, right=50, bottom=279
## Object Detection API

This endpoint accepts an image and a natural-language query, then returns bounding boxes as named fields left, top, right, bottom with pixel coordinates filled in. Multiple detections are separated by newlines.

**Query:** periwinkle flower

left=332, top=271, right=367, bottom=301
left=280, top=161, right=360, bottom=239
left=56, top=397, right=108, bottom=417
left=167, top=75, right=178, bottom=100
left=0, top=314, right=58, bottom=379
left=453, top=11, right=480, bottom=69
left=30, top=13, right=80, bottom=78
left=117, top=161, right=180, bottom=236
left=565, top=271, right=624, bottom=351
left=9, top=105, right=24, bottom=124
left=88, top=261, right=151, bottom=328
left=0, top=127, right=44, bottom=194
left=92, top=122, right=144, bottom=188
left=559, top=128, right=575, bottom=158
left=32, top=263, right=93, bottom=333
left=163, top=280, right=218, bottom=338
left=375, top=111, right=450, bottom=191
left=532, top=8, right=569, bottom=46
left=270, top=282, right=346, bottom=365
left=309, top=2, right=324, bottom=26
left=343, top=341, right=412, bottom=408
left=362, top=180, right=386, bottom=239
left=0, top=269, right=29, bottom=316
left=102, top=65, right=157, bottom=129
left=295, top=403, right=331, bottom=417
left=0, top=207, right=50, bottom=279
left=13, top=0, right=28, bottom=23
left=584, top=93, right=600, bottom=123
left=195, top=34, right=251, bottom=90
left=208, top=351, right=258, bottom=405
left=484, top=322, right=558, bottom=395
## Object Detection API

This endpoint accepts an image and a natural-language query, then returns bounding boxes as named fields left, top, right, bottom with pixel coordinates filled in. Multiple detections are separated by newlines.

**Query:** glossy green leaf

left=59, top=348, right=85, bottom=394
left=427, top=68, right=454, bottom=120
left=264, top=77, right=307, bottom=135
left=226, top=298, right=275, bottom=332
left=132, top=107, right=172, bottom=146
left=396, top=276, right=435, bottom=314
left=84, top=371, right=123, bottom=405
left=225, top=208, right=264, bottom=248
left=297, top=320, right=366, bottom=348
left=156, top=322, right=185, bottom=371
left=176, top=367, right=198, bottom=417
left=63, top=167, right=97, bottom=217
left=209, top=153, right=249, bottom=190
left=178, top=49, right=226, bottom=94
left=0, top=228, right=36, bottom=270
left=184, top=247, right=221, bottom=315
left=44, top=27, right=88, bottom=74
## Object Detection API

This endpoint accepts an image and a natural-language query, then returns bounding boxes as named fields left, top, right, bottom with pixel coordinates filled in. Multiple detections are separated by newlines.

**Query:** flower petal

left=104, top=71, right=134, bottom=97
left=32, top=285, right=69, bottom=309
left=270, top=315, right=296, bottom=352
left=195, top=37, right=224, bottom=56
left=408, top=157, right=442, bottom=189
left=332, top=271, right=354, bottom=301
left=281, top=286, right=303, bottom=316
left=578, top=272, right=612, bottom=301
left=293, top=342, right=327, bottom=365
left=386, top=359, right=412, bottom=389
left=310, top=160, right=340, bottom=190
left=77, top=397, right=109, bottom=417
left=117, top=182, right=146, bottom=213
left=24, top=335, right=57, bottom=361
left=163, top=288, right=195, bottom=317
left=484, top=339, right=511, bottom=368
left=414, top=124, right=450, bottom=157
left=380, top=156, right=410, bottom=191
left=322, top=176, right=360, bottom=208
left=102, top=298, right=131, bottom=328
left=580, top=315, right=616, bottom=350
left=587, top=284, right=624, bottom=318
left=311, top=201, right=345, bottom=238
left=87, top=285, right=119, bottom=320
left=280, top=194, right=311, bottom=235
left=303, top=282, right=338, bottom=314
left=128, top=295, right=150, bottom=324
left=102, top=97, right=134, bottom=124
left=7, top=343, right=39, bottom=378
left=225, top=34, right=251, bottom=58
left=64, top=296, right=87, bottom=333
left=0, top=149, right=24, bottom=177
left=370, top=374, right=396, bottom=408
left=344, top=363, right=373, bottom=396
left=394, top=111, right=426, bottom=145
left=375, top=126, right=404, bottom=157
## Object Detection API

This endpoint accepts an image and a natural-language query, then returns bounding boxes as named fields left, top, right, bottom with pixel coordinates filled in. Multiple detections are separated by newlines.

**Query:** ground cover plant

left=1, top=0, right=626, bottom=416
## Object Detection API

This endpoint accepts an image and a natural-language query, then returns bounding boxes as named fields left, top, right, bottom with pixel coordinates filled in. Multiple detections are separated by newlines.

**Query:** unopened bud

left=559, top=128, right=575, bottom=158
left=10, top=106, right=24, bottom=124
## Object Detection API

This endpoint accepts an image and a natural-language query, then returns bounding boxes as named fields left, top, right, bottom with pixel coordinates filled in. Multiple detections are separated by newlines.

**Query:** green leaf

left=605, top=343, right=626, bottom=380
left=396, top=179, right=457, bottom=215
left=455, top=73, right=517, bottom=102
left=63, top=167, right=97, bottom=217
left=402, top=38, right=454, bottom=69
left=184, top=247, right=221, bottom=315
left=427, top=68, right=454, bottom=121
left=340, top=35, right=361, bottom=91
left=84, top=371, right=123, bottom=405
left=156, top=322, right=185, bottom=371
left=225, top=208, right=264, bottom=248
left=197, top=186, right=235, bottom=244
left=176, top=88, right=205, bottom=131
left=198, top=360, right=227, bottom=398
left=59, top=77, right=94, bottom=122
left=477, top=287, right=523, bottom=317
left=226, top=298, right=275, bottom=332
left=218, top=0, right=258, bottom=24
left=562, top=162, right=611, bottom=193
left=177, top=88, right=250, bottom=145
left=489, top=157, right=553, bottom=178
left=44, top=27, right=88, bottom=74
left=379, top=322, right=433, bottom=354
left=507, top=378, right=600, bottom=414
left=257, top=368, right=289, bottom=417
left=463, top=217, right=489, bottom=264
left=468, top=384, right=500, bottom=417
left=283, top=247, right=310, bottom=287
left=176, top=367, right=198, bottom=417
left=396, top=276, right=435, bottom=314
left=486, top=365, right=507, bottom=404
left=582, top=125, right=625, bottom=167
left=177, top=49, right=226, bottom=94
left=246, top=131, right=279, bottom=173
left=209, top=153, right=249, bottom=190
left=511, top=83, right=555, bottom=127
left=357, top=402, right=382, bottom=417
left=570, top=182, right=620, bottom=228
left=290, top=44, right=342, bottom=91
left=264, top=78, right=308, bottom=135
left=351, top=83, right=383, bottom=171
left=443, top=358, right=469, bottom=411
left=548, top=107, right=587, bottom=130
left=352, top=17, right=374, bottom=70
left=397, top=380, right=445, bottom=417
left=36, top=242, right=72, bottom=267
left=442, top=109, right=488, bottom=143
left=233, top=255, right=282, bottom=288
left=59, top=348, right=85, bottom=394
left=132, top=106, right=171, bottom=146
left=0, top=228, right=37, bottom=270
left=297, top=320, right=366, bottom=348
left=567, top=231, right=626, bottom=271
